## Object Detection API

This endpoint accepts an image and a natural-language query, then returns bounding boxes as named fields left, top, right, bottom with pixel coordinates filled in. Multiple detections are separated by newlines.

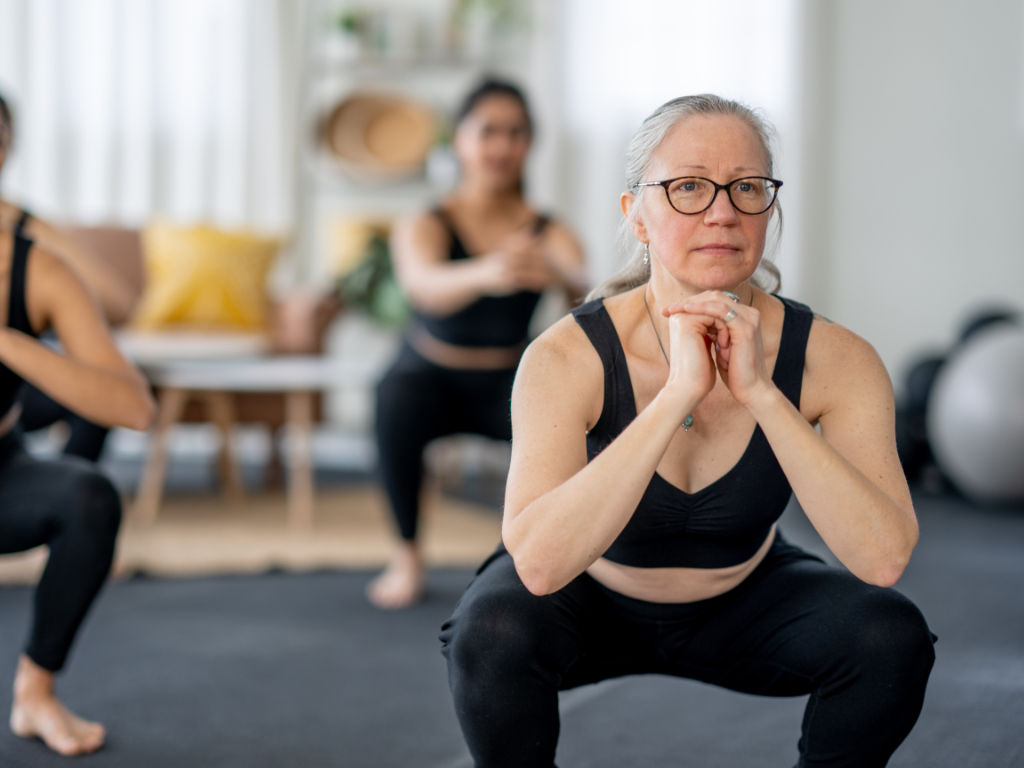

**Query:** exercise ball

left=928, top=325, right=1024, bottom=504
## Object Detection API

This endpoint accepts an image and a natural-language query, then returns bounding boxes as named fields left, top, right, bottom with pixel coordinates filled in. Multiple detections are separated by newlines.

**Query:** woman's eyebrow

left=668, top=165, right=763, bottom=175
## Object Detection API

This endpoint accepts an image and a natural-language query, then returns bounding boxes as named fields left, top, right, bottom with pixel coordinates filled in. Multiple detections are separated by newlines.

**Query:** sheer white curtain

left=0, top=0, right=296, bottom=232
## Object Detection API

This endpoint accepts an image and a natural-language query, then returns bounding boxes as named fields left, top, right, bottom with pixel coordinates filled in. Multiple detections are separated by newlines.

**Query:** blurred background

left=0, top=0, right=1020, bottom=586
left=1, top=2, right=1023, bottom=766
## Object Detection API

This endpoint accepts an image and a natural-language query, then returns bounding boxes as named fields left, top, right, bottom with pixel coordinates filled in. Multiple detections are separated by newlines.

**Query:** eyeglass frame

left=632, top=175, right=783, bottom=216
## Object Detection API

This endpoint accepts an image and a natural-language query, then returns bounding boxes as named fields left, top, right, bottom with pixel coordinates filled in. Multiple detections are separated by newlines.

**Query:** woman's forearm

left=0, top=330, right=154, bottom=431
left=504, top=390, right=692, bottom=595
left=401, top=257, right=498, bottom=317
left=747, top=386, right=917, bottom=586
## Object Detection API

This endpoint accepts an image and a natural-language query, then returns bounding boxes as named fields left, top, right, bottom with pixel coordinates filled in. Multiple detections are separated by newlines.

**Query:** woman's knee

left=849, top=589, right=935, bottom=685
left=64, top=466, right=122, bottom=539
left=443, top=567, right=574, bottom=682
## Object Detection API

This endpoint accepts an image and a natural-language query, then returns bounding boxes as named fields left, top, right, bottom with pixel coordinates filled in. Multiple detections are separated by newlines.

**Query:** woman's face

left=626, top=114, right=773, bottom=291
left=454, top=95, right=531, bottom=192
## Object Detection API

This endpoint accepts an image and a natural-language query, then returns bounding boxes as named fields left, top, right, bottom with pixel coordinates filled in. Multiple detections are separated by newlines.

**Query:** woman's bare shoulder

left=394, top=209, right=446, bottom=240
left=0, top=199, right=20, bottom=230
left=803, top=312, right=892, bottom=416
left=516, top=313, right=605, bottom=422
left=522, top=312, right=600, bottom=374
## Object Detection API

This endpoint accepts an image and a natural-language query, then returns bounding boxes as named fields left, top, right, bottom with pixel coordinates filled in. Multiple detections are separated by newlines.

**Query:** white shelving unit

left=295, top=0, right=551, bottom=286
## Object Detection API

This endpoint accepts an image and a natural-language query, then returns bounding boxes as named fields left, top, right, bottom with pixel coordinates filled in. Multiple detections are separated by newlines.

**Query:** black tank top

left=572, top=295, right=814, bottom=569
left=415, top=210, right=546, bottom=348
left=0, top=233, right=38, bottom=416
left=14, top=208, right=32, bottom=236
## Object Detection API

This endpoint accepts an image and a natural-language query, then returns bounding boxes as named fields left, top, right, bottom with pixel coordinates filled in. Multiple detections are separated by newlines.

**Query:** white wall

left=557, top=0, right=803, bottom=292
left=803, top=0, right=1024, bottom=382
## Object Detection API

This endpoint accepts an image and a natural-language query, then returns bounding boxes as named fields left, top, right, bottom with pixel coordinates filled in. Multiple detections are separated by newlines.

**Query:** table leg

left=201, top=390, right=245, bottom=504
left=285, top=391, right=314, bottom=530
left=134, top=386, right=188, bottom=525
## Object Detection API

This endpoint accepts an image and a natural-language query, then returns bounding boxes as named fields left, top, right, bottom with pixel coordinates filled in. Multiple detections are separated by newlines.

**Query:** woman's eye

left=736, top=182, right=753, bottom=192
left=681, top=182, right=698, bottom=192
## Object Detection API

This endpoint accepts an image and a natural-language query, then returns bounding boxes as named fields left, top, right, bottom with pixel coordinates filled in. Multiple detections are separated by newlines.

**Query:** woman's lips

left=695, top=244, right=741, bottom=256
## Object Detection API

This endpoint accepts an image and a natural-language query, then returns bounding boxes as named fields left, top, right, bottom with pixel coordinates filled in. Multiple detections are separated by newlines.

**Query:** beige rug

left=0, top=485, right=502, bottom=585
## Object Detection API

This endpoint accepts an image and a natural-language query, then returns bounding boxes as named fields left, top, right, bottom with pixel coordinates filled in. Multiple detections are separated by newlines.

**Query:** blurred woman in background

left=0, top=92, right=138, bottom=463
left=0, top=93, right=155, bottom=755
left=369, top=80, right=587, bottom=609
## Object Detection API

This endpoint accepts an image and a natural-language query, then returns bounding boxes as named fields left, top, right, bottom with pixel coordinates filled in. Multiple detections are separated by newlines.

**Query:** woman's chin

left=661, top=269, right=755, bottom=294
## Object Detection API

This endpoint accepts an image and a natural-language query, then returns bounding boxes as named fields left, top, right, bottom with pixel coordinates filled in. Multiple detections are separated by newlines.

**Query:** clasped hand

left=660, top=291, right=774, bottom=410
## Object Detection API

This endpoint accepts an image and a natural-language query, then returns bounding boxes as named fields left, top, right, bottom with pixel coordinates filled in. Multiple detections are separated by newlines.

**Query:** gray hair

left=0, top=92, right=11, bottom=153
left=588, top=94, right=783, bottom=300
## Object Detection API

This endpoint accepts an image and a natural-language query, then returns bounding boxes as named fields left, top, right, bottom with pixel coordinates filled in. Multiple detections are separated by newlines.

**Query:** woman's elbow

left=505, top=541, right=561, bottom=597
left=862, top=549, right=914, bottom=588
left=515, top=559, right=560, bottom=597
left=125, top=389, right=156, bottom=432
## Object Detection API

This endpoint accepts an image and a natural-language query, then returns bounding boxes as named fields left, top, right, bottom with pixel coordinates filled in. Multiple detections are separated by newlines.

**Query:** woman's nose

left=703, top=188, right=740, bottom=224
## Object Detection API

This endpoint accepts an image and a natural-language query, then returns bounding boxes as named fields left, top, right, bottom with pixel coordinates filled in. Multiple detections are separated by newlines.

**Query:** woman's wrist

left=650, top=386, right=704, bottom=431
left=742, top=381, right=787, bottom=422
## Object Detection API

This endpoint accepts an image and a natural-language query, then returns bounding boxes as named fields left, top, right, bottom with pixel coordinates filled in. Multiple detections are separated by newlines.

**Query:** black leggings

left=441, top=535, right=936, bottom=768
left=375, top=342, right=516, bottom=541
left=18, top=382, right=110, bottom=462
left=0, top=428, right=121, bottom=671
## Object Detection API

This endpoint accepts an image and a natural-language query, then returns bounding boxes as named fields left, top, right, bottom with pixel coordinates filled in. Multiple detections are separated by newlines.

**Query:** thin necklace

left=643, top=286, right=754, bottom=433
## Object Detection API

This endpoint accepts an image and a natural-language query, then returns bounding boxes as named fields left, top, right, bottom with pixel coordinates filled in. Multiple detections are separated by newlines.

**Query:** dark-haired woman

left=0, top=95, right=155, bottom=755
left=440, top=95, right=934, bottom=767
left=0, top=92, right=138, bottom=464
left=368, top=81, right=587, bottom=609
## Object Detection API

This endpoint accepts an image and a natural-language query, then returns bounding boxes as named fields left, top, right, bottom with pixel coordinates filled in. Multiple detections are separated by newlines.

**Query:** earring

left=643, top=242, right=650, bottom=265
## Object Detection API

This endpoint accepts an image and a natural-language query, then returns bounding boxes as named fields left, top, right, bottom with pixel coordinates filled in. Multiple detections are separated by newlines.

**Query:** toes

left=11, top=699, right=106, bottom=756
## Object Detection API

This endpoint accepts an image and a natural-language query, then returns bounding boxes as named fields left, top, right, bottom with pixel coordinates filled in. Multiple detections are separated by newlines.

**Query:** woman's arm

left=679, top=294, right=917, bottom=587
left=503, top=310, right=718, bottom=595
left=392, top=212, right=566, bottom=318
left=539, top=221, right=588, bottom=305
left=0, top=246, right=154, bottom=430
left=392, top=213, right=512, bottom=317
left=20, top=217, right=138, bottom=325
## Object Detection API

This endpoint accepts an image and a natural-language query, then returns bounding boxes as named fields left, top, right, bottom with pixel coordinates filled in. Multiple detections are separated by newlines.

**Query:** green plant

left=336, top=232, right=411, bottom=327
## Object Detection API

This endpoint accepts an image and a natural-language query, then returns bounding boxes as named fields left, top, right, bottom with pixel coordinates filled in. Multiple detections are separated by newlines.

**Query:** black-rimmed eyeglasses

left=633, top=176, right=782, bottom=215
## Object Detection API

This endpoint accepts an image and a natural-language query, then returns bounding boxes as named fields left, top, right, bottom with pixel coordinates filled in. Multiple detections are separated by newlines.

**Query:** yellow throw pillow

left=132, top=222, right=279, bottom=331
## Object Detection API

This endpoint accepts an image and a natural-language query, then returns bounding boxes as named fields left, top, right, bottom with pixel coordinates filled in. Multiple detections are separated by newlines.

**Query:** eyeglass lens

left=666, top=177, right=777, bottom=215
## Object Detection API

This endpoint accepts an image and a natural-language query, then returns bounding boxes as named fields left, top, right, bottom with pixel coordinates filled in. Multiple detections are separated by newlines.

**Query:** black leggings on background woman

left=0, top=428, right=121, bottom=672
left=376, top=342, right=516, bottom=541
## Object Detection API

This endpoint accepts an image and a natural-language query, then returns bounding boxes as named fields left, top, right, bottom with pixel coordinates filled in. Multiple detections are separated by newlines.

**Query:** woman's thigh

left=658, top=540, right=935, bottom=697
left=0, top=448, right=118, bottom=555
left=442, top=549, right=661, bottom=689
left=444, top=368, right=517, bottom=443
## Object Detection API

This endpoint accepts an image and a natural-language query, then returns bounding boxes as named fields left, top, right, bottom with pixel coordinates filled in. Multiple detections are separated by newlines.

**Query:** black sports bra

left=0, top=233, right=39, bottom=416
left=572, top=295, right=814, bottom=569
left=414, top=210, right=547, bottom=349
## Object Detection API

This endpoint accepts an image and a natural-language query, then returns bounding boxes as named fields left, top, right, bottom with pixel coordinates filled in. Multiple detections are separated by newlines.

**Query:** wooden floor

left=0, top=485, right=503, bottom=585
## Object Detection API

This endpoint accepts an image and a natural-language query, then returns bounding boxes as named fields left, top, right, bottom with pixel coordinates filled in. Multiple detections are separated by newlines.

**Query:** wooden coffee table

left=134, top=356, right=378, bottom=529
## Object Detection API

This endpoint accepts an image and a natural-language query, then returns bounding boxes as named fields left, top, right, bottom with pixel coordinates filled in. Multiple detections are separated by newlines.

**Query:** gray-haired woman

left=439, top=94, right=935, bottom=767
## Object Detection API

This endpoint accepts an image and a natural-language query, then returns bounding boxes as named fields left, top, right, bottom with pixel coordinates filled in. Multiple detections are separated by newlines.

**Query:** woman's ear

left=621, top=191, right=648, bottom=243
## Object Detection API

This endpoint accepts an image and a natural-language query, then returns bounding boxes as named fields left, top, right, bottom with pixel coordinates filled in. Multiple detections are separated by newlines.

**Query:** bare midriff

left=586, top=524, right=777, bottom=603
left=409, top=325, right=526, bottom=370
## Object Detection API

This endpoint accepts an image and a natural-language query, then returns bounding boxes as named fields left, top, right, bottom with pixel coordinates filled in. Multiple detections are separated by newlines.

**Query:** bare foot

left=367, top=543, right=424, bottom=609
left=10, top=655, right=105, bottom=756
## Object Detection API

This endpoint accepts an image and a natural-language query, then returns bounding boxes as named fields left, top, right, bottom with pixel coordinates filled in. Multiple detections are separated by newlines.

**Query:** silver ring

left=723, top=308, right=738, bottom=323
left=723, top=291, right=741, bottom=303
